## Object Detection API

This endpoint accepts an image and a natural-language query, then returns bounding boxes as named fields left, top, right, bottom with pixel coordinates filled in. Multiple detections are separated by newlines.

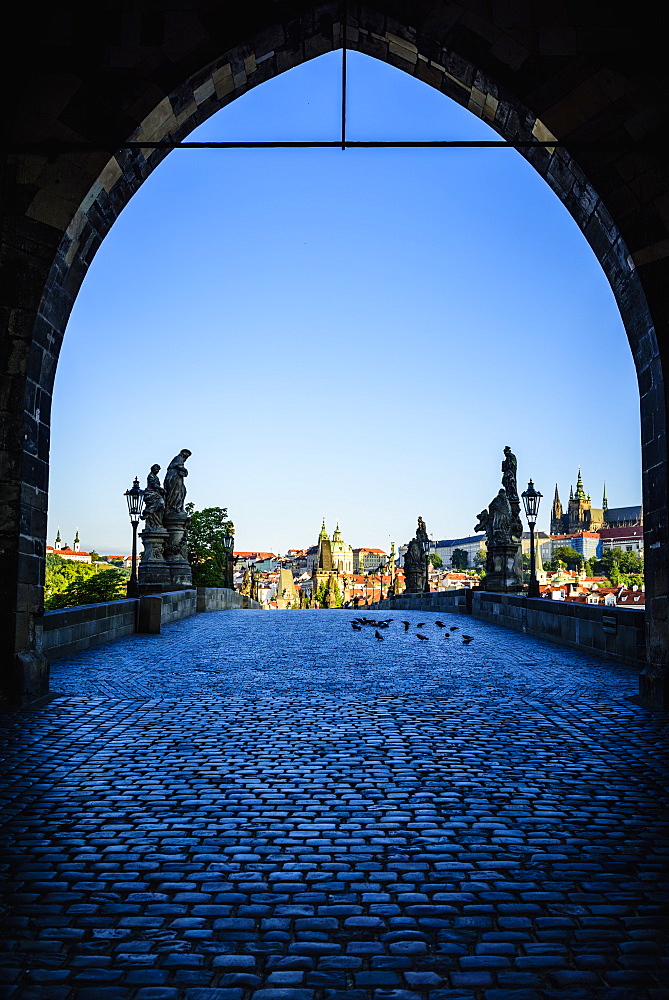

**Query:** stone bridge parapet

left=40, top=587, right=261, bottom=662
left=369, top=589, right=645, bottom=669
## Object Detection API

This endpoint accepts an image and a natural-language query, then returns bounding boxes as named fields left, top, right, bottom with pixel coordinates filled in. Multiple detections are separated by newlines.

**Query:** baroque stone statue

left=164, top=449, right=192, bottom=514
left=138, top=463, right=171, bottom=593
left=501, top=445, right=518, bottom=501
left=474, top=447, right=524, bottom=592
left=161, top=449, right=193, bottom=588
left=502, top=445, right=524, bottom=542
left=141, top=464, right=165, bottom=530
left=404, top=539, right=425, bottom=594
left=404, top=517, right=429, bottom=594
left=490, top=488, right=513, bottom=545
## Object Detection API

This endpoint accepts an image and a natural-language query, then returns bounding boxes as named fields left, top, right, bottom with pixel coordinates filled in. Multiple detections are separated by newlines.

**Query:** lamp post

left=222, top=528, right=235, bottom=590
left=420, top=534, right=431, bottom=593
left=124, top=477, right=145, bottom=598
left=521, top=479, right=543, bottom=598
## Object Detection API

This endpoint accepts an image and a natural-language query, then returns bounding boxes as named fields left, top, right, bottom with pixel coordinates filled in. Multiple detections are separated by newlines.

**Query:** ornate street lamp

left=124, top=477, right=145, bottom=598
left=419, top=533, right=431, bottom=593
left=222, top=528, right=235, bottom=590
left=521, top=479, right=543, bottom=598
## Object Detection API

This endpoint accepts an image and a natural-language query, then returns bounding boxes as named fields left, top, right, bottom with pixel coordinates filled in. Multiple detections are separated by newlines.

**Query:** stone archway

left=3, top=2, right=668, bottom=705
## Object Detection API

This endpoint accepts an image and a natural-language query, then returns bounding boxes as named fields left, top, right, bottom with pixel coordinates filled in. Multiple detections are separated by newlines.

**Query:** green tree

left=428, top=552, right=443, bottom=569
left=618, top=549, right=644, bottom=575
left=584, top=557, right=598, bottom=577
left=451, top=548, right=469, bottom=571
left=316, top=579, right=342, bottom=607
left=185, top=503, right=234, bottom=587
left=552, top=546, right=584, bottom=570
left=597, top=547, right=641, bottom=587
left=45, top=554, right=98, bottom=601
left=474, top=549, right=487, bottom=567
left=45, top=569, right=128, bottom=610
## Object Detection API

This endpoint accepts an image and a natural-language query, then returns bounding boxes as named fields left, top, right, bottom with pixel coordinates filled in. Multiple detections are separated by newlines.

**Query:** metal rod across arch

left=341, top=0, right=348, bottom=150
left=18, top=139, right=602, bottom=153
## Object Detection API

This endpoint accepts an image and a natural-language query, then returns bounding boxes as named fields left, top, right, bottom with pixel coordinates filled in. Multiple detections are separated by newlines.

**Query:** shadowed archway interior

left=2, top=1, right=668, bottom=704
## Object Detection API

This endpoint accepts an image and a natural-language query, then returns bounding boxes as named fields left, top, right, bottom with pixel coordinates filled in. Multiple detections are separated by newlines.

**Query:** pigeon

left=374, top=629, right=385, bottom=641
left=351, top=623, right=362, bottom=631
left=416, top=633, right=429, bottom=641
left=435, top=621, right=445, bottom=628
left=401, top=621, right=411, bottom=631
left=462, top=638, right=473, bottom=645
left=416, top=622, right=425, bottom=627
left=443, top=632, right=451, bottom=638
left=450, top=626, right=459, bottom=631
left=462, top=634, right=473, bottom=640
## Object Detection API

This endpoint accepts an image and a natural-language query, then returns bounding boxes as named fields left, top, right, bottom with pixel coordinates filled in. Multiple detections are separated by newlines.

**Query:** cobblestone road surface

left=1, top=609, right=668, bottom=1000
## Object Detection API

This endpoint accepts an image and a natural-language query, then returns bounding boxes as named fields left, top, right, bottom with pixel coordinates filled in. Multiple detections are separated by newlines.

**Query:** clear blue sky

left=48, top=51, right=641, bottom=556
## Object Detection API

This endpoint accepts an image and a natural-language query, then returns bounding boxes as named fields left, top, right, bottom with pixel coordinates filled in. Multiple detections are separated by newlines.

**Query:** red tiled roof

left=234, top=552, right=275, bottom=559
left=617, top=590, right=645, bottom=605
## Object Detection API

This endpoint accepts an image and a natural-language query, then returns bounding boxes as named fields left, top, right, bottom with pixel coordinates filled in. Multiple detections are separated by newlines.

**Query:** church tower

left=74, top=529, right=80, bottom=553
left=313, top=520, right=335, bottom=603
left=55, top=528, right=62, bottom=551
left=602, top=483, right=608, bottom=511
left=330, top=522, right=353, bottom=575
left=568, top=468, right=592, bottom=532
left=550, top=485, right=564, bottom=534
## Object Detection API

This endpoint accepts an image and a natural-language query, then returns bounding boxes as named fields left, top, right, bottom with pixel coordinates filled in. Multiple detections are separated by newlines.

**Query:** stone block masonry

left=41, top=598, right=138, bottom=660
left=371, top=590, right=646, bottom=669
left=41, top=587, right=261, bottom=658
left=196, top=587, right=262, bottom=612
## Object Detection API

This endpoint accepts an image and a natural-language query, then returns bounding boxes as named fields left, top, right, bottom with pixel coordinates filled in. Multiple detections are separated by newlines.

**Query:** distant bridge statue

left=474, top=446, right=524, bottom=592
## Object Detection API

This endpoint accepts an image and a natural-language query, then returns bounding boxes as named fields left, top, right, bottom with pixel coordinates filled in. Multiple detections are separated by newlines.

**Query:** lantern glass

left=124, top=477, right=145, bottom=523
left=222, top=531, right=235, bottom=554
left=521, top=479, right=542, bottom=522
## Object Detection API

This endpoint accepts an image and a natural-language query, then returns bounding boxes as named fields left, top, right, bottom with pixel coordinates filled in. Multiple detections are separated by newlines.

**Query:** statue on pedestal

left=163, top=449, right=193, bottom=588
left=474, top=447, right=523, bottom=592
left=404, top=517, right=429, bottom=594
left=138, top=463, right=171, bottom=593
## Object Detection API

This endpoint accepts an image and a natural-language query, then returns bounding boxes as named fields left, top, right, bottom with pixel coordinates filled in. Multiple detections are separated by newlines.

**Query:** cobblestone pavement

left=1, top=609, right=668, bottom=1000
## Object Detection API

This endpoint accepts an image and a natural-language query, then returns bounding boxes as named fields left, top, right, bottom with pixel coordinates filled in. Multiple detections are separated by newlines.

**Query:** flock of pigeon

left=350, top=617, right=475, bottom=644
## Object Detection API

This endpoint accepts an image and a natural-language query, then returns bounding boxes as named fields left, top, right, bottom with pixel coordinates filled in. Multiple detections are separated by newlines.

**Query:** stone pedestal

left=138, top=526, right=171, bottom=593
left=482, top=543, right=524, bottom=593
left=164, top=513, right=193, bottom=588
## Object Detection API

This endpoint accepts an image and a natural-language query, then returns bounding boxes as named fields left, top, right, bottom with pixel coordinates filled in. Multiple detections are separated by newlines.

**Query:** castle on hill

left=550, top=470, right=642, bottom=535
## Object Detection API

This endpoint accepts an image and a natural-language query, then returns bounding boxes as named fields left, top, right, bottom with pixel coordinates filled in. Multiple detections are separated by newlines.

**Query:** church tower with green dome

left=330, top=522, right=353, bottom=575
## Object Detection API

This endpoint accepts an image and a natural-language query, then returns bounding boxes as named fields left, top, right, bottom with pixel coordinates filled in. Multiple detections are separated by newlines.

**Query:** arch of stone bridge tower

left=2, top=1, right=668, bottom=706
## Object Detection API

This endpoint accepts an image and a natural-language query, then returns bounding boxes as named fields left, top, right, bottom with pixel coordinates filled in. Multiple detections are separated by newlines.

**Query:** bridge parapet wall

left=40, top=587, right=260, bottom=660
left=370, top=590, right=645, bottom=668
left=196, top=588, right=262, bottom=612
left=42, top=599, right=139, bottom=661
